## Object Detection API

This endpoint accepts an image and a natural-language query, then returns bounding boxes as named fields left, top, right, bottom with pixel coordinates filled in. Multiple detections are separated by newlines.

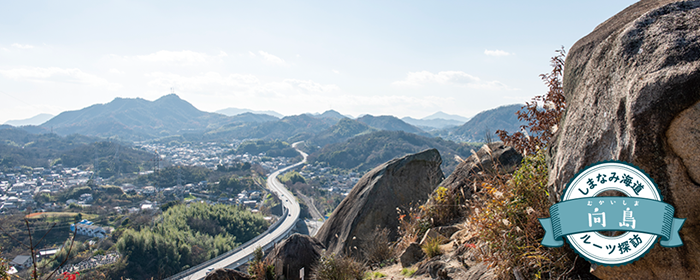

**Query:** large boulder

left=315, top=148, right=444, bottom=256
left=265, top=233, right=325, bottom=280
left=204, top=268, right=252, bottom=280
left=440, top=142, right=522, bottom=196
left=549, top=0, right=700, bottom=278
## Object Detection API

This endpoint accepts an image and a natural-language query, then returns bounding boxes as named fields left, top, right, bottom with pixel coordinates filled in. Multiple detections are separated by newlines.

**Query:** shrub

left=421, top=237, right=442, bottom=259
left=469, top=150, right=570, bottom=279
left=361, top=227, right=394, bottom=266
left=248, top=247, right=275, bottom=280
left=312, top=253, right=365, bottom=280
left=496, top=47, right=566, bottom=156
left=395, top=205, right=430, bottom=252
left=420, top=186, right=460, bottom=227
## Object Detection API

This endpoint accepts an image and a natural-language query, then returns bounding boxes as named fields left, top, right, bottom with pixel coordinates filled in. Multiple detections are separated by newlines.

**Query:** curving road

left=177, top=142, right=306, bottom=280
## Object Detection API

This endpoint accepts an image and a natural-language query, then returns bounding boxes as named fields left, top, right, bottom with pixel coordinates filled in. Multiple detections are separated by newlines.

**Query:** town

left=0, top=139, right=362, bottom=276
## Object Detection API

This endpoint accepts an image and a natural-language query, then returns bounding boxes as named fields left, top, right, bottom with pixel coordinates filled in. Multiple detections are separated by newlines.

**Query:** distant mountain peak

left=4, top=113, right=55, bottom=126
left=216, top=107, right=284, bottom=118
left=422, top=111, right=469, bottom=122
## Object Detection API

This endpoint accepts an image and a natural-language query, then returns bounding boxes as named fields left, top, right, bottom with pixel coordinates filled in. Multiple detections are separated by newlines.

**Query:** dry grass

left=468, top=150, right=570, bottom=279
left=312, top=253, right=366, bottom=280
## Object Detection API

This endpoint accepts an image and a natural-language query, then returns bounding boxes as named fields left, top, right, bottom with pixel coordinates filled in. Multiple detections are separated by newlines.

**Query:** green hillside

left=305, top=118, right=377, bottom=150
left=434, top=104, right=525, bottom=142
left=308, top=130, right=479, bottom=175
left=0, top=126, right=152, bottom=176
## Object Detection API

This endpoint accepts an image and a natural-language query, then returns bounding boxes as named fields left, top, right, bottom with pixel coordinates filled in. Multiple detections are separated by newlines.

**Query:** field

left=26, top=212, right=99, bottom=221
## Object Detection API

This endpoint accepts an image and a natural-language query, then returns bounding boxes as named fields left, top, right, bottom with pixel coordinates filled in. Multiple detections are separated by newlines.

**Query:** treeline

left=116, top=203, right=268, bottom=279
left=234, top=139, right=298, bottom=158
left=0, top=126, right=152, bottom=176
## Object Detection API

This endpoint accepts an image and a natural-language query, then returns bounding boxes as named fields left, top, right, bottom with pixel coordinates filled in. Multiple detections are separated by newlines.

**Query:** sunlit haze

left=1, top=0, right=637, bottom=123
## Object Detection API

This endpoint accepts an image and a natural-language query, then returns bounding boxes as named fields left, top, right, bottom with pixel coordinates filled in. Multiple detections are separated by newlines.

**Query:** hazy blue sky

left=0, top=1, right=638, bottom=123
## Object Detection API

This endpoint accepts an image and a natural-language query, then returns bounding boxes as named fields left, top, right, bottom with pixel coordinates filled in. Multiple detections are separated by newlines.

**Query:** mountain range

left=4, top=94, right=524, bottom=145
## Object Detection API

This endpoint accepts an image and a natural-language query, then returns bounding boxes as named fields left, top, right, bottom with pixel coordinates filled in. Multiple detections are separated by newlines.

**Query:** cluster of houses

left=70, top=219, right=113, bottom=239
left=8, top=247, right=60, bottom=272
left=137, top=141, right=296, bottom=173
left=0, top=166, right=101, bottom=212
left=7, top=218, right=113, bottom=273
left=298, top=164, right=362, bottom=196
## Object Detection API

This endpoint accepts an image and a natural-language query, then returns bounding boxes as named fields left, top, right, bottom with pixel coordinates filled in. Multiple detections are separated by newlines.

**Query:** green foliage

left=160, top=200, right=182, bottom=212
left=364, top=271, right=386, bottom=279
left=469, top=150, right=570, bottom=279
left=421, top=186, right=460, bottom=227
left=421, top=237, right=442, bottom=259
left=116, top=203, right=268, bottom=279
left=312, top=253, right=365, bottom=280
left=217, top=175, right=254, bottom=194
left=279, top=171, right=306, bottom=185
left=400, top=268, right=416, bottom=277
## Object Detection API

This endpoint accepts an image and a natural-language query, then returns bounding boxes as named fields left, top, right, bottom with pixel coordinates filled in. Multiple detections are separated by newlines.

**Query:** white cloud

left=332, top=70, right=340, bottom=74
left=1, top=48, right=8, bottom=51
left=145, top=72, right=337, bottom=97
left=109, top=68, right=124, bottom=74
left=484, top=49, right=512, bottom=56
left=248, top=51, right=257, bottom=58
left=12, top=43, right=34, bottom=49
left=257, top=51, right=288, bottom=66
left=284, top=79, right=339, bottom=93
left=392, top=70, right=514, bottom=90
left=135, top=50, right=226, bottom=64
left=0, top=67, right=122, bottom=90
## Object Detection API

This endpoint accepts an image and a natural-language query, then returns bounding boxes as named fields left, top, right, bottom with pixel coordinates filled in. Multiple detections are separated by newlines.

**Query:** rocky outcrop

left=549, top=0, right=700, bottom=278
left=399, top=242, right=425, bottom=268
left=204, top=268, right=252, bottom=280
left=315, top=149, right=444, bottom=256
left=440, top=142, right=522, bottom=196
left=265, top=233, right=325, bottom=280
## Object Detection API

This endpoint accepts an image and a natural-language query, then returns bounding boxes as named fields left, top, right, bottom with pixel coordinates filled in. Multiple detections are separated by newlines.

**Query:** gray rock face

left=265, top=233, right=325, bottom=280
left=204, top=268, right=252, bottom=280
left=441, top=142, right=522, bottom=196
left=315, top=149, right=444, bottom=256
left=400, top=242, right=425, bottom=268
left=549, top=0, right=700, bottom=278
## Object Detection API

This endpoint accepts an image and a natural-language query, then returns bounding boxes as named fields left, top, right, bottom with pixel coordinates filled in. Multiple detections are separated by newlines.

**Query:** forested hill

left=0, top=126, right=152, bottom=175
left=308, top=130, right=479, bottom=175
left=356, top=115, right=427, bottom=135
left=305, top=118, right=377, bottom=149
left=434, top=104, right=525, bottom=142
left=41, top=94, right=235, bottom=140
left=205, top=114, right=333, bottom=142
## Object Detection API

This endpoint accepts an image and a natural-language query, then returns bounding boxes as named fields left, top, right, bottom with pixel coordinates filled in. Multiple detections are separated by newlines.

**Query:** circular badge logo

left=539, top=161, right=685, bottom=266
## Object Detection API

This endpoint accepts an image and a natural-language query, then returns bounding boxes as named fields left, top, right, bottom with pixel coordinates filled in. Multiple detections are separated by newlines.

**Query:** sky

left=0, top=0, right=639, bottom=124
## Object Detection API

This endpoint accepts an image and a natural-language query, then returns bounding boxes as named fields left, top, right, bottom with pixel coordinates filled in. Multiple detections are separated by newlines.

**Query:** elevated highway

left=168, top=142, right=306, bottom=280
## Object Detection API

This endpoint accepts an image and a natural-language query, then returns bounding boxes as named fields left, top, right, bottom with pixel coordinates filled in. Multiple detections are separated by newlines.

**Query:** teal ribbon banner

left=539, top=197, right=685, bottom=247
